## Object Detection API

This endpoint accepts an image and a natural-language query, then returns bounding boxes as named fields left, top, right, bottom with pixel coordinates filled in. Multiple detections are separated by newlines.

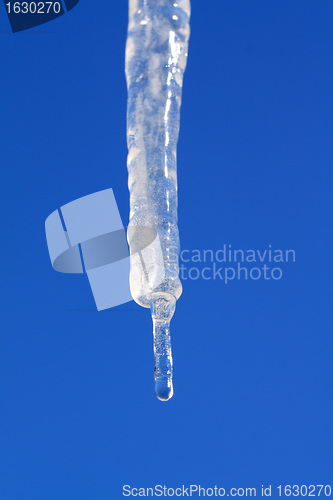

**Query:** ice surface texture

left=126, top=0, right=190, bottom=307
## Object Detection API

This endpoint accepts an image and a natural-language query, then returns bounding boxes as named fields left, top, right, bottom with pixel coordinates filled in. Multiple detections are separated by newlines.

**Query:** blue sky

left=0, top=1, right=332, bottom=498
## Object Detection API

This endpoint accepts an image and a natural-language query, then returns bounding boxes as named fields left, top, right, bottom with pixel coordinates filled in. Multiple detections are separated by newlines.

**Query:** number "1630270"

left=5, top=2, right=61, bottom=14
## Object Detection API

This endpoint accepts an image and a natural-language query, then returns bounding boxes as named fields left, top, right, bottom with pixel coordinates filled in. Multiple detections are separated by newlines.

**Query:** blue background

left=0, top=1, right=332, bottom=498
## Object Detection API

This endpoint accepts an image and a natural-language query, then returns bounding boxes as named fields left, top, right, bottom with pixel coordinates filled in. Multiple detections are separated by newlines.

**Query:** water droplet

left=155, top=376, right=174, bottom=401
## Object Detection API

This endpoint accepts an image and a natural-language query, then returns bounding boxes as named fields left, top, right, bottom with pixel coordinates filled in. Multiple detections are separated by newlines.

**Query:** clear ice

left=125, top=0, right=191, bottom=400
